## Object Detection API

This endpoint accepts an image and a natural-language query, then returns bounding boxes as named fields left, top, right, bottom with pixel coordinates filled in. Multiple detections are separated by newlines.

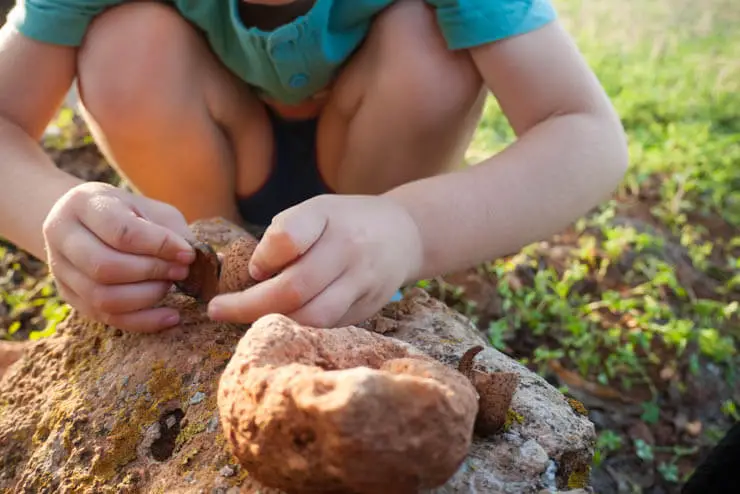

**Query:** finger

left=54, top=278, right=85, bottom=311
left=105, top=306, right=181, bottom=333
left=208, top=235, right=348, bottom=323
left=249, top=205, right=328, bottom=281
left=60, top=224, right=189, bottom=284
left=286, top=272, right=366, bottom=328
left=77, top=194, right=194, bottom=263
left=54, top=278, right=179, bottom=332
left=54, top=279, right=98, bottom=322
left=137, top=199, right=198, bottom=245
left=93, top=281, right=172, bottom=315
left=335, top=289, right=390, bottom=328
left=59, top=261, right=172, bottom=315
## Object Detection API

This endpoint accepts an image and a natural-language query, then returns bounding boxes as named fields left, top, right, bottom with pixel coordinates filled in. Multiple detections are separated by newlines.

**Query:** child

left=0, top=0, right=628, bottom=333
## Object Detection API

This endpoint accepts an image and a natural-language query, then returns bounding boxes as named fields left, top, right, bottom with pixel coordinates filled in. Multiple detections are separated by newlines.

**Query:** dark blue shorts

left=236, top=107, right=332, bottom=228
left=237, top=108, right=405, bottom=303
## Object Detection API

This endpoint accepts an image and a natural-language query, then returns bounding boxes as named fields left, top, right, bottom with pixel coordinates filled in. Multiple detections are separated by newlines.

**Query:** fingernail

left=177, top=250, right=195, bottom=264
left=169, top=265, right=189, bottom=280
left=208, top=300, right=225, bottom=320
left=163, top=313, right=180, bottom=327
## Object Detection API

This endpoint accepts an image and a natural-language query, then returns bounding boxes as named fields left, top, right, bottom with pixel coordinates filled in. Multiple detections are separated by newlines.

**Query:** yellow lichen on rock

left=566, top=397, right=589, bottom=416
left=176, top=421, right=207, bottom=450
left=504, top=408, right=525, bottom=432
left=567, top=465, right=591, bottom=489
left=91, top=360, right=187, bottom=480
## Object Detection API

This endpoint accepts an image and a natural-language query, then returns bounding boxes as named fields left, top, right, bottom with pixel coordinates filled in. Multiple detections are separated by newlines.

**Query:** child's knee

left=338, top=0, right=484, bottom=125
left=76, top=2, right=201, bottom=132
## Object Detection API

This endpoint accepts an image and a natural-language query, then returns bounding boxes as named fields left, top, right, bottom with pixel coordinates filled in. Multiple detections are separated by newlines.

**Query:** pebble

left=219, top=465, right=236, bottom=478
left=539, top=459, right=558, bottom=490
left=206, top=415, right=219, bottom=433
left=190, top=391, right=206, bottom=405
left=165, top=415, right=177, bottom=429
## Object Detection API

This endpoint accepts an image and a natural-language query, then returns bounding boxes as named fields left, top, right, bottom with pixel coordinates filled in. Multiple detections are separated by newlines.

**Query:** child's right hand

left=42, top=182, right=197, bottom=333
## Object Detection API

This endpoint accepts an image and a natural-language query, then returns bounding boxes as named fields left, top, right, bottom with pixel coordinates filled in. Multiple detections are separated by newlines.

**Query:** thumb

left=249, top=203, right=328, bottom=281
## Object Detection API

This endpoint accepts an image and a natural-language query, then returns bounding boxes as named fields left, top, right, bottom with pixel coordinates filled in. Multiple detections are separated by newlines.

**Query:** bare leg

left=75, top=2, right=273, bottom=225
left=74, top=1, right=485, bottom=227
left=317, top=0, right=486, bottom=195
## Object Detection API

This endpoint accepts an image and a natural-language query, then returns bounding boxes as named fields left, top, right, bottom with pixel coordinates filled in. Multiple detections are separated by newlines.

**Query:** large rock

left=0, top=219, right=595, bottom=493
left=219, top=314, right=481, bottom=494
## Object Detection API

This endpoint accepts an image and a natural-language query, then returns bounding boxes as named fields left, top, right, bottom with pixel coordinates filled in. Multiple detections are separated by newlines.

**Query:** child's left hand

left=207, top=194, right=423, bottom=327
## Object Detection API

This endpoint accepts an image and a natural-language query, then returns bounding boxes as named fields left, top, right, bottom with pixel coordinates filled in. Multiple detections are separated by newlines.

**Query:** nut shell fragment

left=458, top=345, right=520, bottom=436
left=174, top=241, right=221, bottom=303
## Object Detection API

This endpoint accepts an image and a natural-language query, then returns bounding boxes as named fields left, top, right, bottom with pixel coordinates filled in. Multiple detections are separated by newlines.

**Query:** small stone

left=165, top=415, right=177, bottom=429
left=518, top=439, right=549, bottom=472
left=190, top=391, right=206, bottom=405
left=206, top=415, right=219, bottom=433
left=184, top=472, right=195, bottom=484
left=219, top=465, right=235, bottom=477
left=218, top=236, right=259, bottom=294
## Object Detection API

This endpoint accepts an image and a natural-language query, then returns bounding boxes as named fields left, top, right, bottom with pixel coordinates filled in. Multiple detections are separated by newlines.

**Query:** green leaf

left=641, top=402, right=661, bottom=424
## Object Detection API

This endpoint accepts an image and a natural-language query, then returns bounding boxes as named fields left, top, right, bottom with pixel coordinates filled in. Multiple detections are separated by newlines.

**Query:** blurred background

left=0, top=0, right=738, bottom=492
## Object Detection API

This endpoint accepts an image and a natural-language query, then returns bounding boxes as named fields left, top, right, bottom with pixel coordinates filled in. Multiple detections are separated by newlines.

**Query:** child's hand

left=42, top=182, right=196, bottom=333
left=207, top=195, right=423, bottom=327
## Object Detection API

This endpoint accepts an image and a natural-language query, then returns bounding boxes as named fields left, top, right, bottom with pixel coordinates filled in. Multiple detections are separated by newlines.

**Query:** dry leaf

left=471, top=370, right=520, bottom=435
left=457, top=345, right=484, bottom=378
left=685, top=420, right=702, bottom=437
left=458, top=345, right=520, bottom=436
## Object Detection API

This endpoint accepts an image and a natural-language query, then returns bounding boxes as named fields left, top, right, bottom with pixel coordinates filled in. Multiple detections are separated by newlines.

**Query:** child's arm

left=0, top=25, right=195, bottom=332
left=209, top=20, right=627, bottom=328
left=0, top=25, right=83, bottom=260
left=384, top=20, right=628, bottom=282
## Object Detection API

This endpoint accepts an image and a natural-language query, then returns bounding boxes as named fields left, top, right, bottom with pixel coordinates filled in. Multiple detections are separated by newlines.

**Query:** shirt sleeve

left=7, top=0, right=124, bottom=46
left=425, top=0, right=558, bottom=50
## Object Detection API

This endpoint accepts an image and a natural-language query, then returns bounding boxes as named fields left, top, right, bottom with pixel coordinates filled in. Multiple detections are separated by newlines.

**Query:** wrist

left=382, top=193, right=425, bottom=285
left=8, top=169, right=83, bottom=261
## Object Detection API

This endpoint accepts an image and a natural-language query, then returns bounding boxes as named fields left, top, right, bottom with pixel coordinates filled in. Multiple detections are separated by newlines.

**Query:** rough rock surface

left=369, top=294, right=596, bottom=493
left=219, top=314, right=479, bottom=493
left=0, top=218, right=595, bottom=494
left=217, top=237, right=259, bottom=295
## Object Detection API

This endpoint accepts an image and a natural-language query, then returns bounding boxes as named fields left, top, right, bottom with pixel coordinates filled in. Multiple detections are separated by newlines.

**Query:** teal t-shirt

left=8, top=0, right=557, bottom=105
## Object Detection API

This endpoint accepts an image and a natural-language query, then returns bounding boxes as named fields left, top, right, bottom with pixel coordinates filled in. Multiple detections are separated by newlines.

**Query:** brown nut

left=174, top=241, right=221, bottom=303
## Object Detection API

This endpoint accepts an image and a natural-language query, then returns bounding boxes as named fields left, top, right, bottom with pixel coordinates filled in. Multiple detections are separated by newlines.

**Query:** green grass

left=447, top=0, right=740, bottom=488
